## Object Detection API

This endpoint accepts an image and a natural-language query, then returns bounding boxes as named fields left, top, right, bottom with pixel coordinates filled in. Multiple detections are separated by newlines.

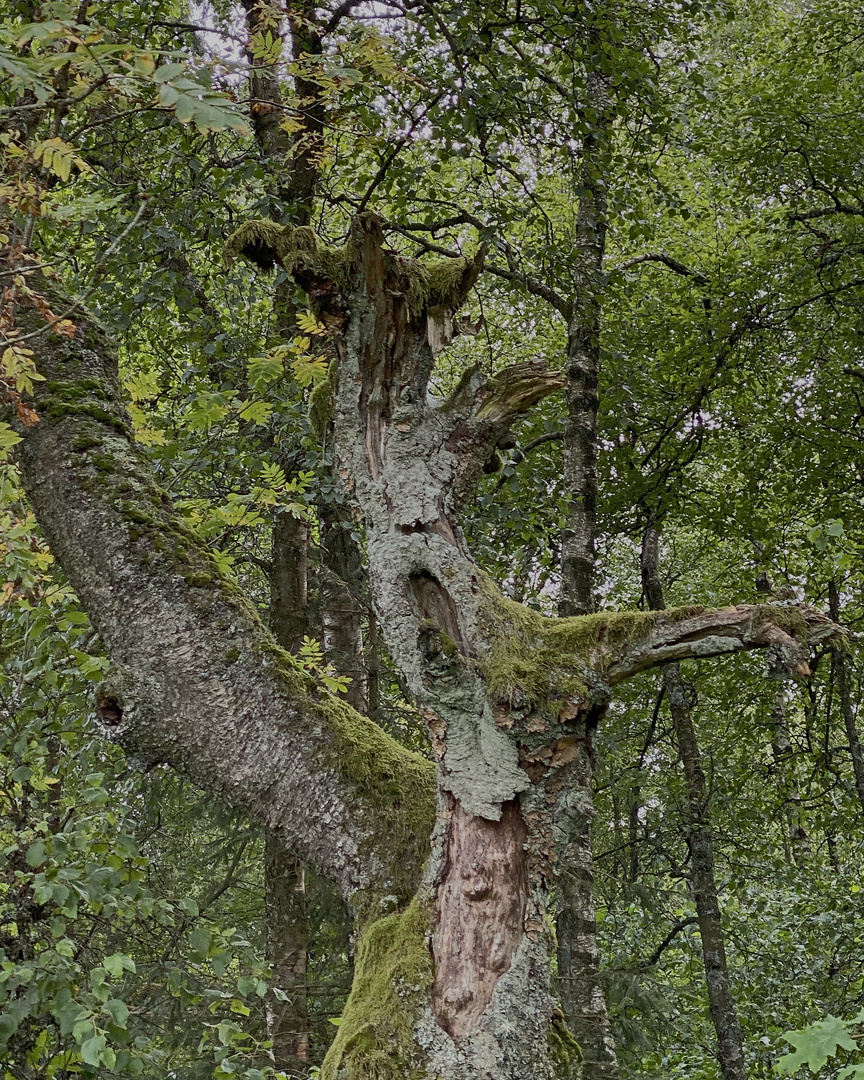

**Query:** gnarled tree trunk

left=5, top=217, right=840, bottom=1079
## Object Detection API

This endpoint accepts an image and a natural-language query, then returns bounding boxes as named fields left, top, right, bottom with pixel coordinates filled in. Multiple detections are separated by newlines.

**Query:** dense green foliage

left=3, top=0, right=864, bottom=1077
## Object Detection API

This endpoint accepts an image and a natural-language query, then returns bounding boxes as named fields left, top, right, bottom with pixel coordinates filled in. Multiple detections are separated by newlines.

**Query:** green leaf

left=0, top=1012, right=19, bottom=1046
left=247, top=352, right=285, bottom=391
left=189, top=927, right=211, bottom=956
left=776, top=1016, right=858, bottom=1075
left=25, top=840, right=46, bottom=866
left=103, top=998, right=129, bottom=1029
left=0, top=423, right=22, bottom=458
left=80, top=1033, right=106, bottom=1067
left=103, top=953, right=136, bottom=978
left=157, top=80, right=250, bottom=134
left=238, top=399, right=274, bottom=426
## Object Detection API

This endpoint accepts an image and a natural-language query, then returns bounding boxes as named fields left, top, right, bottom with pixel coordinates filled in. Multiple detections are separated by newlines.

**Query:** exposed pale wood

left=432, top=799, right=528, bottom=1042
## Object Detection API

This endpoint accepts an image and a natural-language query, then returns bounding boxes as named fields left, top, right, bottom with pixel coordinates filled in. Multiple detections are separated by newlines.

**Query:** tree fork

left=232, top=212, right=839, bottom=1078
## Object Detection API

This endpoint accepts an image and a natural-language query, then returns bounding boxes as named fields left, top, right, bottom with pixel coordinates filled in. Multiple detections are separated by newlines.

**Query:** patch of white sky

left=185, top=1, right=246, bottom=78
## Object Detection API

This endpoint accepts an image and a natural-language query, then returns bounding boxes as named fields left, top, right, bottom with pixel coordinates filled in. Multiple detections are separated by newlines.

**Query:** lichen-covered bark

left=5, top=271, right=434, bottom=918
left=8, top=212, right=845, bottom=1080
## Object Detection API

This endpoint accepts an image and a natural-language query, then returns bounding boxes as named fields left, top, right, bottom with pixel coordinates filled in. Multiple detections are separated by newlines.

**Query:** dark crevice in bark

left=410, top=571, right=467, bottom=654
left=641, top=526, right=748, bottom=1080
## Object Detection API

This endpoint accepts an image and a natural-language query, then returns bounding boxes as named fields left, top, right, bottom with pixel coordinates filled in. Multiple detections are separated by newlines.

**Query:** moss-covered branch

left=5, top=270, right=434, bottom=913
left=478, top=585, right=841, bottom=706
left=225, top=213, right=484, bottom=319
left=603, top=603, right=839, bottom=683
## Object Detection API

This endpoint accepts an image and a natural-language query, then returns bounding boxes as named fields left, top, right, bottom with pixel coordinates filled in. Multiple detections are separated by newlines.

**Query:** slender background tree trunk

left=264, top=836, right=310, bottom=1074
left=555, top=712, right=620, bottom=1080
left=829, top=581, right=864, bottom=820
left=556, top=45, right=620, bottom=1080
left=641, top=526, right=748, bottom=1080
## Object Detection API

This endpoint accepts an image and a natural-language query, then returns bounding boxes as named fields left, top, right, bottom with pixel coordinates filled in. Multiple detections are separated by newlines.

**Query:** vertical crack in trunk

left=432, top=799, right=528, bottom=1042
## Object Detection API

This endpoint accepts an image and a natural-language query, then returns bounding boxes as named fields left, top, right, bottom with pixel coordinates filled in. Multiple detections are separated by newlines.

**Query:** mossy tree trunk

left=6, top=222, right=841, bottom=1079
left=226, top=213, right=838, bottom=1079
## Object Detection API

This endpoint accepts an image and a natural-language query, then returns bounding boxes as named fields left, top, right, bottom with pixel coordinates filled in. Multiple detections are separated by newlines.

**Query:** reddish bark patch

left=432, top=799, right=528, bottom=1042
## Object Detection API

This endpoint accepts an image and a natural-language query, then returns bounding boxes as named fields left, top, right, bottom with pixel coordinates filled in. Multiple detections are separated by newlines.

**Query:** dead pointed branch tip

left=475, top=360, right=566, bottom=426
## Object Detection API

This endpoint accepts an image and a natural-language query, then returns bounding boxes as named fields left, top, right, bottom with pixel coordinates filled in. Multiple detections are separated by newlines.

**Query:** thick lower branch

left=7, top=277, right=433, bottom=912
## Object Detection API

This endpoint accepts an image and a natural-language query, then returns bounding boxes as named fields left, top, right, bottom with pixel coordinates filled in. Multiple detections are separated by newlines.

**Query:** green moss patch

left=320, top=694, right=435, bottom=916
left=321, top=898, right=433, bottom=1080
left=547, top=1015, right=582, bottom=1078
left=479, top=581, right=703, bottom=706
left=258, top=641, right=435, bottom=914
left=224, top=219, right=474, bottom=317
left=758, top=603, right=810, bottom=641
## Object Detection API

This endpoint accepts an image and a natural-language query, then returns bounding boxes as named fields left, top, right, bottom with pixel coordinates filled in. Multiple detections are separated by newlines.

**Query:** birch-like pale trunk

left=829, top=581, right=864, bottom=821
